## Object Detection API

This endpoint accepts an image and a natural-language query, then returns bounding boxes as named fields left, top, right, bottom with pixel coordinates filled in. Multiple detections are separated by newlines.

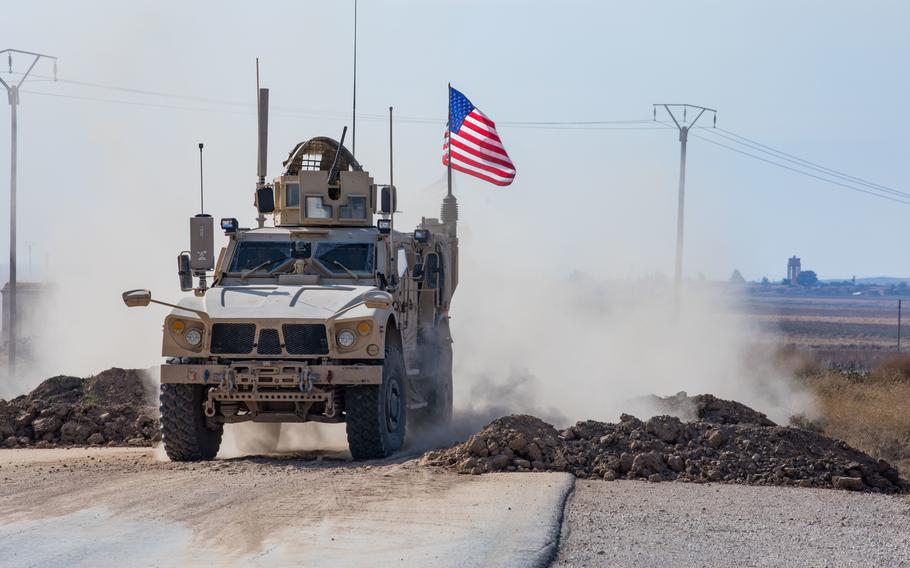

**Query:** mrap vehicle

left=123, top=90, right=458, bottom=461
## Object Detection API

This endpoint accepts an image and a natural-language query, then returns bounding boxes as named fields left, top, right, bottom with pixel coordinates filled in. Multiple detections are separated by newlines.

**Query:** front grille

left=283, top=324, right=329, bottom=355
left=210, top=323, right=256, bottom=354
left=257, top=328, right=282, bottom=355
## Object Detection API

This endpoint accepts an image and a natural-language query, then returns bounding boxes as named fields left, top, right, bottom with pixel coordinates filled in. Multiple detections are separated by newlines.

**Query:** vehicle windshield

left=227, top=240, right=375, bottom=276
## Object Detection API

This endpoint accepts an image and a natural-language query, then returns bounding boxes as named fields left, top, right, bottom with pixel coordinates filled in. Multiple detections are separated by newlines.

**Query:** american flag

left=443, top=86, right=516, bottom=187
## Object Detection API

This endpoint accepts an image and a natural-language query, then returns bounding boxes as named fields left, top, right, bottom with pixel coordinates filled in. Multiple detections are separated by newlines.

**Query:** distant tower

left=787, top=256, right=801, bottom=283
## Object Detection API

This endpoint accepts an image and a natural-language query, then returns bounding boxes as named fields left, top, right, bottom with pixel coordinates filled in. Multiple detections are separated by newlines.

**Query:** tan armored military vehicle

left=123, top=91, right=458, bottom=461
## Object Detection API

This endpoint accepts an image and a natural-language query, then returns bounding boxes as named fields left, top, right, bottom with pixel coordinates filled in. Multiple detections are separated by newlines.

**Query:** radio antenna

left=351, top=0, right=357, bottom=157
left=256, top=58, right=269, bottom=187
left=198, top=142, right=205, bottom=214
left=388, top=106, right=394, bottom=190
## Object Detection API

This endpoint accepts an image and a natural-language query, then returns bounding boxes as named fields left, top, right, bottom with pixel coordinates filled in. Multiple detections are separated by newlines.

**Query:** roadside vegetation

left=796, top=355, right=910, bottom=474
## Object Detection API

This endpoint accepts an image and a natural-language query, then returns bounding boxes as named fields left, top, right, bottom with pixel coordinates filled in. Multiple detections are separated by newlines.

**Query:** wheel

left=421, top=333, right=453, bottom=426
left=414, top=322, right=453, bottom=427
left=345, top=340, right=407, bottom=460
left=159, top=383, right=223, bottom=461
left=233, top=422, right=281, bottom=455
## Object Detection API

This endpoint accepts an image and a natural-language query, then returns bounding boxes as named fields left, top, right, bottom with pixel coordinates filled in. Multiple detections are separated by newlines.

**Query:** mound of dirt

left=421, top=395, right=906, bottom=493
left=650, top=391, right=777, bottom=426
left=0, top=368, right=159, bottom=449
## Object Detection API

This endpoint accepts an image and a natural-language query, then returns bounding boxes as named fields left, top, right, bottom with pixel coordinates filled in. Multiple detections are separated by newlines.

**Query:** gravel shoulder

left=0, top=447, right=572, bottom=568
left=556, top=479, right=910, bottom=567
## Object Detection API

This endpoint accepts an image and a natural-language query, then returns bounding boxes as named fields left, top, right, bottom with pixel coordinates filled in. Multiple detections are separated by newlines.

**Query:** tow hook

left=217, top=369, right=237, bottom=392
left=204, top=391, right=216, bottom=417
left=298, top=367, right=315, bottom=393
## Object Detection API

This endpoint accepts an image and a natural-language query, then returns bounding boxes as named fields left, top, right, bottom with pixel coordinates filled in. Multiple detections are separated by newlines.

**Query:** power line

left=689, top=131, right=910, bottom=206
left=20, top=89, right=251, bottom=115
left=9, top=71, right=668, bottom=129
left=11, top=71, right=909, bottom=206
left=500, top=119, right=654, bottom=125
left=20, top=88, right=668, bottom=131
left=704, top=126, right=910, bottom=200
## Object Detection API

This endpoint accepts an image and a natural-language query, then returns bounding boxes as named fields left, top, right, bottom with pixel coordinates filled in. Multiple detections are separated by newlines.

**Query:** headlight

left=184, top=329, right=203, bottom=347
left=337, top=329, right=356, bottom=348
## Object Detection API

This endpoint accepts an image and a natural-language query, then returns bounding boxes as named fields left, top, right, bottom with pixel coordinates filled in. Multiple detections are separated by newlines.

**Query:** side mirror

left=363, top=290, right=393, bottom=309
left=122, top=289, right=152, bottom=308
left=380, top=185, right=397, bottom=214
left=256, top=186, right=275, bottom=214
left=424, top=253, right=440, bottom=290
left=177, top=253, right=193, bottom=291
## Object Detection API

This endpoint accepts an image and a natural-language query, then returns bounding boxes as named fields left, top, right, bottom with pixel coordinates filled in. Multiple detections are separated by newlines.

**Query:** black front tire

left=345, top=343, right=407, bottom=460
left=159, top=383, right=223, bottom=461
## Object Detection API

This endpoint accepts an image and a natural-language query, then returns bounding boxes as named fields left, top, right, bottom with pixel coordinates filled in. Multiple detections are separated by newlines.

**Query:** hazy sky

left=1, top=0, right=908, bottom=284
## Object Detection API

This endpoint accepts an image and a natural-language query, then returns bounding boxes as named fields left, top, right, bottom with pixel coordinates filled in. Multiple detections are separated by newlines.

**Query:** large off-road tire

left=424, top=338, right=453, bottom=425
left=159, top=383, right=223, bottom=461
left=413, top=322, right=453, bottom=427
left=345, top=342, right=407, bottom=460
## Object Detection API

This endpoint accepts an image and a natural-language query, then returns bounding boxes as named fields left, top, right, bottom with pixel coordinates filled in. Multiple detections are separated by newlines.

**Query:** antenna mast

left=198, top=143, right=205, bottom=214
left=389, top=106, right=394, bottom=190
left=352, top=0, right=358, bottom=157
left=441, top=83, right=458, bottom=237
left=256, top=58, right=270, bottom=228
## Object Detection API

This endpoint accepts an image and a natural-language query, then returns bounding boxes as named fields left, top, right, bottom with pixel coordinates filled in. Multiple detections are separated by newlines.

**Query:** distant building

left=787, top=256, right=801, bottom=283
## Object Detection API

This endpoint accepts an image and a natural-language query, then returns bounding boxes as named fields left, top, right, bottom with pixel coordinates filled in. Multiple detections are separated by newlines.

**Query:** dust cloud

left=218, top=422, right=349, bottom=459
left=448, top=264, right=817, bottom=431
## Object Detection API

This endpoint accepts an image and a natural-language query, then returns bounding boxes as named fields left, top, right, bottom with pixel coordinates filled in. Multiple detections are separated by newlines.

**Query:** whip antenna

left=389, top=106, right=394, bottom=190
left=198, top=143, right=205, bottom=214
left=351, top=0, right=358, bottom=157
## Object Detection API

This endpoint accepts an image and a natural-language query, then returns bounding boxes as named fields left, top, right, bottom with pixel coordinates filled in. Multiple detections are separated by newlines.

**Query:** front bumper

left=160, top=361, right=382, bottom=387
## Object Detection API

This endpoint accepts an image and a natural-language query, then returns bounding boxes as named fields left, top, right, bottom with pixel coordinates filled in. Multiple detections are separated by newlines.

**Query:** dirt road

left=556, top=480, right=910, bottom=567
left=4, top=448, right=910, bottom=567
left=0, top=447, right=571, bottom=567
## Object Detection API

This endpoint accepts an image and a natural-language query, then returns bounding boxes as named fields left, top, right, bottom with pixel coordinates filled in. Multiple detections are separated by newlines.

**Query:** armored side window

left=285, top=183, right=300, bottom=207
left=339, top=196, right=367, bottom=220
left=396, top=247, right=409, bottom=278
left=305, top=196, right=333, bottom=219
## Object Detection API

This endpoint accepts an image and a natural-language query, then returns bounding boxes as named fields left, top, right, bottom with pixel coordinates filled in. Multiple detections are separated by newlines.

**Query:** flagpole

left=446, top=82, right=452, bottom=197
left=442, top=82, right=457, bottom=237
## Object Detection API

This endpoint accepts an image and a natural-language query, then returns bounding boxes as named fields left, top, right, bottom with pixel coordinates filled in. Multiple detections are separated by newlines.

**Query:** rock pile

left=0, top=368, right=159, bottom=449
left=649, top=391, right=777, bottom=426
left=421, top=396, right=906, bottom=493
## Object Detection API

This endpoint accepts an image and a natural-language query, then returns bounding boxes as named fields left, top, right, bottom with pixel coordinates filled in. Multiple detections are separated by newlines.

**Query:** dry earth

left=0, top=447, right=571, bottom=568
left=3, top=447, right=910, bottom=567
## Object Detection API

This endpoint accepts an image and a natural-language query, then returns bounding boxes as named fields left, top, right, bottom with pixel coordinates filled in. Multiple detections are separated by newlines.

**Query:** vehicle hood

left=173, top=284, right=379, bottom=321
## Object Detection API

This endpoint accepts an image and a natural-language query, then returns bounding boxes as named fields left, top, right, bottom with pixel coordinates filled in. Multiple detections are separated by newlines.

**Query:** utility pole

left=0, top=49, right=57, bottom=374
left=653, top=104, right=717, bottom=292
left=899, top=299, right=903, bottom=352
